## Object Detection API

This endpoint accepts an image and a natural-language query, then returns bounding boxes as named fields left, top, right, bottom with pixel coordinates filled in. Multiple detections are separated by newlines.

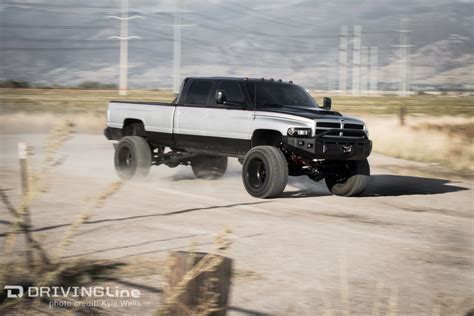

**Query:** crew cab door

left=174, top=79, right=214, bottom=149
left=205, top=80, right=252, bottom=155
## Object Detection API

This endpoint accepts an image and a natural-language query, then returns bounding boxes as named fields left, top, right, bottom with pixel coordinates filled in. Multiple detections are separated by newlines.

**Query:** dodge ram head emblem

left=342, top=145, right=352, bottom=153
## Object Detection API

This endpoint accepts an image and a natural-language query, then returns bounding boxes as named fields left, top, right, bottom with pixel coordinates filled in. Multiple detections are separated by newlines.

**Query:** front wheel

left=325, top=159, right=370, bottom=197
left=114, top=136, right=152, bottom=180
left=242, top=146, right=288, bottom=198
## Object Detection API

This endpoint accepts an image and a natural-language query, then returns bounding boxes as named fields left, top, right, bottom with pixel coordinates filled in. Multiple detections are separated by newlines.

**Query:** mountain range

left=0, top=0, right=472, bottom=90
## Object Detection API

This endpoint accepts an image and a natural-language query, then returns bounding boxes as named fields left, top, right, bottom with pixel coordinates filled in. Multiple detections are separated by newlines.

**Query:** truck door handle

left=208, top=113, right=215, bottom=117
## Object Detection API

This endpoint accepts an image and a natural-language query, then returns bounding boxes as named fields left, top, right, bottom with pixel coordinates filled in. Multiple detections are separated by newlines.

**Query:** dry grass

left=323, top=94, right=474, bottom=116
left=0, top=88, right=176, bottom=114
left=1, top=88, right=473, bottom=116
left=158, top=228, right=232, bottom=316
left=362, top=115, right=474, bottom=174
left=0, top=121, right=125, bottom=313
left=1, top=88, right=472, bottom=174
left=0, top=111, right=105, bottom=134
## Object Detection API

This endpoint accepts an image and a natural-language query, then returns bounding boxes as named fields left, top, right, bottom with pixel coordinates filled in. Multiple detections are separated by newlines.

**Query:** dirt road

left=1, top=133, right=473, bottom=315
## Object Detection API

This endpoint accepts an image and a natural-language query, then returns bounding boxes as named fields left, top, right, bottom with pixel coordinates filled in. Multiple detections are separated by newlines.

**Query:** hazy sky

left=1, top=0, right=472, bottom=88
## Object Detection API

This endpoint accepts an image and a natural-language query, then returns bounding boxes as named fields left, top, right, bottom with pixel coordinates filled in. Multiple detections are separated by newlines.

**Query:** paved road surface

left=1, top=134, right=472, bottom=315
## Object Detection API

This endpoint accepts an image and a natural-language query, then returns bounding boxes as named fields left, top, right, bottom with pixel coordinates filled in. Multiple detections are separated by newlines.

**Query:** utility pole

left=338, top=25, right=348, bottom=93
left=351, top=25, right=361, bottom=96
left=360, top=46, right=369, bottom=93
left=173, top=0, right=183, bottom=93
left=106, top=0, right=144, bottom=96
left=328, top=50, right=337, bottom=91
left=369, top=46, right=378, bottom=94
left=393, top=19, right=412, bottom=97
left=118, top=0, right=129, bottom=96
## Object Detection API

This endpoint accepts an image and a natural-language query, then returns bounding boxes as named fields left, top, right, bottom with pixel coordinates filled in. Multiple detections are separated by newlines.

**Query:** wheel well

left=123, top=119, right=145, bottom=136
left=251, top=129, right=283, bottom=147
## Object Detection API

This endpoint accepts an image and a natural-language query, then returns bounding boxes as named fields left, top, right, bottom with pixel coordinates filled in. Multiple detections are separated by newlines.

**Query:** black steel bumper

left=285, top=129, right=372, bottom=160
left=104, top=127, right=122, bottom=141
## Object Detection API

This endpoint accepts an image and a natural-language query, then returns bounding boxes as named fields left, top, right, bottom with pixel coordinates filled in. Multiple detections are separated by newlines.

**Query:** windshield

left=246, top=82, right=318, bottom=109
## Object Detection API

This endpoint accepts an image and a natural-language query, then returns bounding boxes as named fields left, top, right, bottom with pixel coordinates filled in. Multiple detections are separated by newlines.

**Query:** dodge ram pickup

left=104, top=77, right=372, bottom=198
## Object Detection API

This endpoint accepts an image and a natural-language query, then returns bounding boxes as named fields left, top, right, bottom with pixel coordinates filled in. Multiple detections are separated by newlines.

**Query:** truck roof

left=186, top=76, right=294, bottom=84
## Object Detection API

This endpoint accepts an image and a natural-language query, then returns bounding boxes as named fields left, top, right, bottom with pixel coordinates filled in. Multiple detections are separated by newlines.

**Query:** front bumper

left=285, top=129, right=372, bottom=160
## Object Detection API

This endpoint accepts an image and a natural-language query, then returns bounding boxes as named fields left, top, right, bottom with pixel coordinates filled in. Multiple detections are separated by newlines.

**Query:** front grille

left=316, top=122, right=340, bottom=129
left=344, top=123, right=364, bottom=130
left=315, top=121, right=364, bottom=137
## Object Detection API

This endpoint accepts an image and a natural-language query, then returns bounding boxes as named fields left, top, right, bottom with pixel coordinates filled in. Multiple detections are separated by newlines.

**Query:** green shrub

left=76, top=81, right=118, bottom=90
left=0, top=79, right=31, bottom=88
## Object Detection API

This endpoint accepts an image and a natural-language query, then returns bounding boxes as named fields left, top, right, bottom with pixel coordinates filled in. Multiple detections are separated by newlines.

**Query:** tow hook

left=342, top=144, right=352, bottom=153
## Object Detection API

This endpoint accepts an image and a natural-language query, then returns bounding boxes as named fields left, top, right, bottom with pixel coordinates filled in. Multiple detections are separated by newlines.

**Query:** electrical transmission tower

left=106, top=0, right=144, bottom=96
left=360, top=45, right=369, bottom=93
left=393, top=19, right=413, bottom=97
left=338, top=25, right=348, bottom=93
left=351, top=25, right=361, bottom=96
left=369, top=46, right=378, bottom=93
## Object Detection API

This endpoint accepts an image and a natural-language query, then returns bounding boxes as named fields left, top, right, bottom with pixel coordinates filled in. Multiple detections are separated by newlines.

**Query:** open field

left=1, top=88, right=473, bottom=174
left=0, top=88, right=176, bottom=115
left=1, top=88, right=473, bottom=116
left=1, top=132, right=473, bottom=315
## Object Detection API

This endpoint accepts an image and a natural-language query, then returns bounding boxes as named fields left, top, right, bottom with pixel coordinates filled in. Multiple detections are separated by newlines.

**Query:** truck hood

left=257, top=107, right=342, bottom=120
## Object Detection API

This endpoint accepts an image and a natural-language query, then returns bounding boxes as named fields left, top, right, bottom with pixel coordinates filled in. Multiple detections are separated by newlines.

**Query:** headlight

left=287, top=127, right=311, bottom=137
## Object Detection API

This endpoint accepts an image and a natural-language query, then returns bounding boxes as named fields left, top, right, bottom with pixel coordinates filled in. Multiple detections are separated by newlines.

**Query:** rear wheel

left=114, top=136, right=152, bottom=180
left=242, top=146, right=288, bottom=198
left=191, top=156, right=228, bottom=180
left=325, top=159, right=370, bottom=196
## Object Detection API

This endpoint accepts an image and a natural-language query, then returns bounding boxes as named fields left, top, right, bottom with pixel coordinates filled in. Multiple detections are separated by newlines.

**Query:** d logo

left=4, top=285, right=23, bottom=298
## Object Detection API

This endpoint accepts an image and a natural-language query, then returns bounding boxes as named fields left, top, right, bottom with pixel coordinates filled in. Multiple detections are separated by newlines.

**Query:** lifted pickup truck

left=105, top=77, right=372, bottom=198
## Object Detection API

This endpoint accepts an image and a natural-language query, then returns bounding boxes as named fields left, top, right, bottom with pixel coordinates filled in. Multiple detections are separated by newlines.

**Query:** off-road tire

left=191, top=156, right=228, bottom=180
left=325, top=159, right=370, bottom=196
left=242, top=146, right=288, bottom=198
left=114, top=136, right=152, bottom=180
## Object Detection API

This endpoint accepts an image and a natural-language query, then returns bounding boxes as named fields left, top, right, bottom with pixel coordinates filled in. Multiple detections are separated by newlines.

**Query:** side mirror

left=215, top=89, right=226, bottom=104
left=322, top=97, right=332, bottom=110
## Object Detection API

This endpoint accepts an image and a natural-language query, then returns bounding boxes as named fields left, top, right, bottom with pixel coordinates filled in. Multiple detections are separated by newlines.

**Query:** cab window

left=187, top=80, right=212, bottom=105
left=217, top=81, right=246, bottom=105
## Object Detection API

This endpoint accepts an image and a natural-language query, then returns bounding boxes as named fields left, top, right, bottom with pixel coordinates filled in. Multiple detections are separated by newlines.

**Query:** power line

left=136, top=25, right=338, bottom=55
left=216, top=2, right=307, bottom=30
left=0, top=47, right=119, bottom=51
left=1, top=1, right=119, bottom=9
left=185, top=10, right=339, bottom=40
left=0, top=2, right=124, bottom=15
left=228, top=2, right=328, bottom=30
left=0, top=23, right=112, bottom=29
left=0, top=37, right=120, bottom=43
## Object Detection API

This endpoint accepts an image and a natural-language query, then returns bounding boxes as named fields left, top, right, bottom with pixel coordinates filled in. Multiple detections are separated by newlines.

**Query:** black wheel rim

left=117, top=145, right=133, bottom=174
left=332, top=162, right=351, bottom=184
left=247, top=158, right=267, bottom=188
